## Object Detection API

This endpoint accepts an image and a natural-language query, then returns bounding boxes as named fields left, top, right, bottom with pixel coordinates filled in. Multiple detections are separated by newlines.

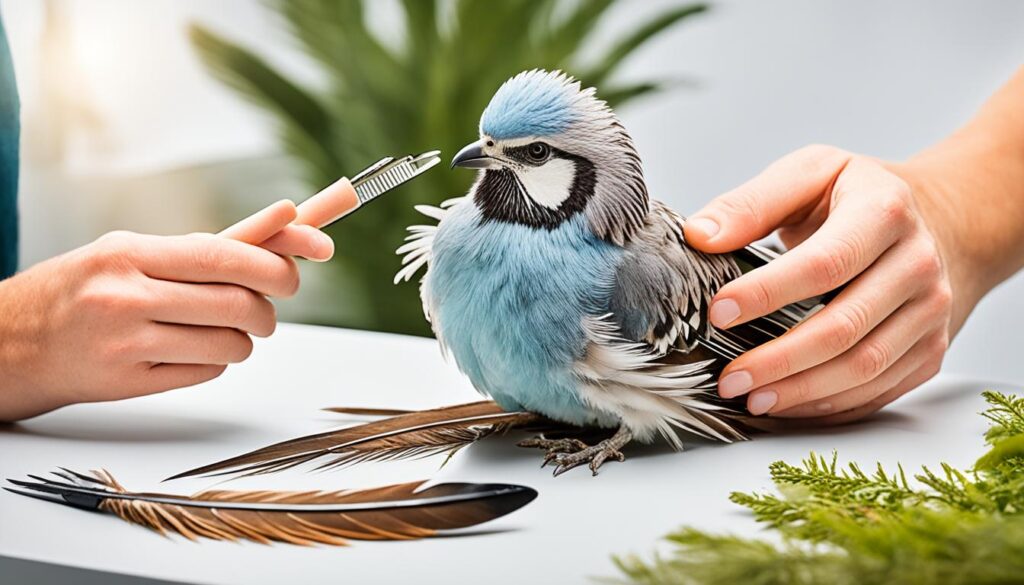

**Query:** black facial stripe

left=474, top=147, right=597, bottom=230
left=505, top=142, right=551, bottom=166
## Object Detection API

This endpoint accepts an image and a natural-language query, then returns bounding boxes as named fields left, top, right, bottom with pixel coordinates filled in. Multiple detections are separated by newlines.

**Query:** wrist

left=0, top=262, right=71, bottom=420
left=902, top=69, right=1024, bottom=296
left=890, top=130, right=1024, bottom=335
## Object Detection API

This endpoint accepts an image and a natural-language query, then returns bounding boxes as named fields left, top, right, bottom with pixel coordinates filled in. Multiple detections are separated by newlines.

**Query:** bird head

left=452, top=69, right=649, bottom=245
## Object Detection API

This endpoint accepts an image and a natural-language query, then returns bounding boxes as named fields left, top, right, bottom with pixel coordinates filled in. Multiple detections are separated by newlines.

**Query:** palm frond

left=602, top=81, right=663, bottom=108
left=399, top=0, right=439, bottom=63
left=189, top=24, right=340, bottom=180
left=537, top=0, right=616, bottom=65
left=581, top=4, right=707, bottom=86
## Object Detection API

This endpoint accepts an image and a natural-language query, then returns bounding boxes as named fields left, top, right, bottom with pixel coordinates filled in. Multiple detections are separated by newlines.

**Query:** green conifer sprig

left=613, top=391, right=1024, bottom=585
left=980, top=391, right=1024, bottom=443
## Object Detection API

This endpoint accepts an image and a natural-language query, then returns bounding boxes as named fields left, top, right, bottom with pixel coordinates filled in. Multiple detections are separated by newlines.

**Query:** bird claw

left=518, top=428, right=632, bottom=477
left=549, top=443, right=626, bottom=477
left=517, top=437, right=588, bottom=454
left=541, top=451, right=560, bottom=468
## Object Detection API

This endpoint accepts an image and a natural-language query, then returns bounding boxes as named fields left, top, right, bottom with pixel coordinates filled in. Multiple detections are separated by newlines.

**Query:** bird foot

left=517, top=428, right=632, bottom=476
left=516, top=436, right=589, bottom=453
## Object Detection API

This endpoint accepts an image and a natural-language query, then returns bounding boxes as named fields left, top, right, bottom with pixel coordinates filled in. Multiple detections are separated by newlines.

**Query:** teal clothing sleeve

left=0, top=16, right=19, bottom=279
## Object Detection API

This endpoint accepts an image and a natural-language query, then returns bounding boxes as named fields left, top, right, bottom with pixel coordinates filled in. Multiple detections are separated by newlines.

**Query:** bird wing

left=608, top=200, right=822, bottom=361
left=574, top=200, right=828, bottom=443
left=608, top=201, right=743, bottom=354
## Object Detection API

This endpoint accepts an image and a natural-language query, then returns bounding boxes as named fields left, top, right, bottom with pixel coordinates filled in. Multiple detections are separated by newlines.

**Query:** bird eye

left=526, top=142, right=550, bottom=163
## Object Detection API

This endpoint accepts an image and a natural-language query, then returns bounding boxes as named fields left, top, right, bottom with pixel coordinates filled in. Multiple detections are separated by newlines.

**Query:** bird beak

left=451, top=140, right=497, bottom=169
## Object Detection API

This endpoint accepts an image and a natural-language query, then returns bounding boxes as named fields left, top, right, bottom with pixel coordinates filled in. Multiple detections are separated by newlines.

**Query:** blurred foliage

left=190, top=0, right=706, bottom=335
left=614, top=391, right=1024, bottom=585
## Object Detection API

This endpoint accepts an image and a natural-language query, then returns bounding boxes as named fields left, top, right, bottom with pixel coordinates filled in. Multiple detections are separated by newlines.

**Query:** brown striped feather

left=5, top=469, right=537, bottom=547
left=167, top=401, right=550, bottom=481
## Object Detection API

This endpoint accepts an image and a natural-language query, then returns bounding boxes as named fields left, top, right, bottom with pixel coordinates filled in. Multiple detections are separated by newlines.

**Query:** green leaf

left=537, top=0, right=616, bottom=65
left=188, top=24, right=340, bottom=179
left=399, top=0, right=438, bottom=61
left=582, top=3, right=707, bottom=86
left=601, top=82, right=661, bottom=107
left=981, top=390, right=1024, bottom=443
left=977, top=434, right=1024, bottom=470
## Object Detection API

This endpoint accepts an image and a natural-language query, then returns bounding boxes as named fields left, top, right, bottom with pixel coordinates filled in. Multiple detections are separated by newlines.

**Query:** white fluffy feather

left=572, top=315, right=746, bottom=446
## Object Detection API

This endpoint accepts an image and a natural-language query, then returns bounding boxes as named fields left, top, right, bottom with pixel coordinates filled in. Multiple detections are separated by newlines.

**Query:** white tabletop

left=0, top=323, right=1010, bottom=584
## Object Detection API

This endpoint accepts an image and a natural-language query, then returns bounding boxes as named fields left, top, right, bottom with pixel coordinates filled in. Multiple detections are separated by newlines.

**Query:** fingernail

left=314, top=229, right=333, bottom=246
left=310, top=229, right=334, bottom=260
left=718, top=370, right=753, bottom=398
left=688, top=217, right=720, bottom=239
left=709, top=299, right=741, bottom=328
left=748, top=390, right=777, bottom=415
left=816, top=402, right=834, bottom=413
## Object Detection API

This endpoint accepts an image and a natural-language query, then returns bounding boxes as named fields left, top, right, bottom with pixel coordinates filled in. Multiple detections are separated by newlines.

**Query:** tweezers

left=311, top=150, right=442, bottom=228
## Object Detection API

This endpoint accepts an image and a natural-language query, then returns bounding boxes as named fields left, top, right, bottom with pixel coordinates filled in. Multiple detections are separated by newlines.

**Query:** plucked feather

left=168, top=401, right=544, bottom=481
left=323, top=406, right=415, bottom=417
left=6, top=469, right=537, bottom=546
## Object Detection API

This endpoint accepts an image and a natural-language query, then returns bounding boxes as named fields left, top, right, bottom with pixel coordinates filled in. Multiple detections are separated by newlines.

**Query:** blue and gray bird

left=396, top=70, right=820, bottom=475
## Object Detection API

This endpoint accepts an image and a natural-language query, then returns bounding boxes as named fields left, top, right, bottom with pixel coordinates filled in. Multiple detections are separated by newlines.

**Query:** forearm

left=897, top=66, right=1024, bottom=313
left=0, top=259, right=69, bottom=421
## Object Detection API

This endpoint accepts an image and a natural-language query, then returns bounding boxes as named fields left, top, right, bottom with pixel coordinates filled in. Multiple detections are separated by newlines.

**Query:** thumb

left=684, top=145, right=852, bottom=253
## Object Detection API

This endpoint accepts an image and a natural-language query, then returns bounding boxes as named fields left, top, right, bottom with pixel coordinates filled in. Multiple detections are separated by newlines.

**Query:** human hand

left=684, top=145, right=965, bottom=423
left=0, top=195, right=341, bottom=421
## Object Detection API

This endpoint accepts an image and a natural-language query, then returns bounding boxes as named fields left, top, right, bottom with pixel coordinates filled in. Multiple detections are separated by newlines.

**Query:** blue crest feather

left=480, top=70, right=580, bottom=140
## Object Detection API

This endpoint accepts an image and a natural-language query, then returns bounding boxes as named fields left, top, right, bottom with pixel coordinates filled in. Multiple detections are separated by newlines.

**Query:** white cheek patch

left=515, top=158, right=577, bottom=210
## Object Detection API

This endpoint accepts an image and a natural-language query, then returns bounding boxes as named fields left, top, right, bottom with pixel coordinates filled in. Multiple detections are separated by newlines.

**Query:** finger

left=775, top=197, right=831, bottom=249
left=259, top=224, right=335, bottom=262
left=709, top=166, right=913, bottom=329
left=131, top=234, right=300, bottom=298
left=745, top=296, right=938, bottom=415
left=294, top=177, right=358, bottom=229
left=684, top=145, right=852, bottom=252
left=219, top=199, right=297, bottom=244
left=141, top=323, right=254, bottom=365
left=142, top=363, right=228, bottom=394
left=718, top=240, right=928, bottom=398
left=144, top=280, right=277, bottom=337
left=785, top=359, right=941, bottom=427
left=770, top=333, right=936, bottom=418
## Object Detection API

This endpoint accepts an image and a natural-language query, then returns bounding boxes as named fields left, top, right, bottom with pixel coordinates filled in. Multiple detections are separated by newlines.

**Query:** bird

left=393, top=69, right=824, bottom=475
left=168, top=69, right=826, bottom=484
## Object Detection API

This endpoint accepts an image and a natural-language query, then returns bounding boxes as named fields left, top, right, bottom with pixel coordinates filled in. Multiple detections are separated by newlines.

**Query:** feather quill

left=323, top=406, right=415, bottom=417
left=168, top=401, right=546, bottom=481
left=5, top=469, right=537, bottom=546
